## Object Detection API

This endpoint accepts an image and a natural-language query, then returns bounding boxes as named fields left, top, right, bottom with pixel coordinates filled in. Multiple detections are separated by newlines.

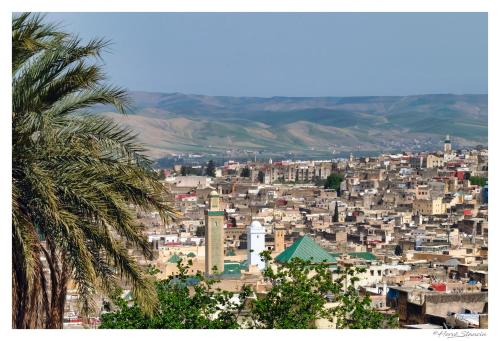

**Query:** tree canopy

left=469, top=176, right=487, bottom=187
left=100, top=253, right=398, bottom=329
left=100, top=261, right=251, bottom=329
left=257, top=170, right=265, bottom=183
left=240, top=166, right=251, bottom=178
left=324, top=173, right=343, bottom=191
left=12, top=13, right=177, bottom=328
left=206, top=160, right=216, bottom=177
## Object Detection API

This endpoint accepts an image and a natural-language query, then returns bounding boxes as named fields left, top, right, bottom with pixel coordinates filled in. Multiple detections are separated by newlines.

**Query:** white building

left=247, top=221, right=266, bottom=270
left=174, top=176, right=212, bottom=188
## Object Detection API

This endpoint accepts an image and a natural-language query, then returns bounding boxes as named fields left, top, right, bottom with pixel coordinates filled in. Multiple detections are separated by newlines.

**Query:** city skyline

left=10, top=9, right=491, bottom=332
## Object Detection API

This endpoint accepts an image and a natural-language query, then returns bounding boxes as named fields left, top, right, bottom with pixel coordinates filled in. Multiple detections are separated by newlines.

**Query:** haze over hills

left=100, top=92, right=488, bottom=159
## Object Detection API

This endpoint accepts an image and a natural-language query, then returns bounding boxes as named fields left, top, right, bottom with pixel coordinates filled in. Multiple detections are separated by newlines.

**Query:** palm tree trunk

left=42, top=242, right=69, bottom=328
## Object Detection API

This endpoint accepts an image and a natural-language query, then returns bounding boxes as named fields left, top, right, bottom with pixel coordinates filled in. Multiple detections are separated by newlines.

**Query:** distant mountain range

left=99, top=92, right=488, bottom=159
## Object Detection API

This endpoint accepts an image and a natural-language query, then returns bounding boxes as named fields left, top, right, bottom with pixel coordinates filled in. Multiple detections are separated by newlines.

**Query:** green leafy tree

left=257, top=170, right=265, bottom=183
left=240, top=166, right=251, bottom=178
left=324, top=173, right=343, bottom=192
left=394, top=245, right=403, bottom=256
left=247, top=251, right=397, bottom=329
left=333, top=202, right=339, bottom=223
left=12, top=13, right=178, bottom=328
left=248, top=254, right=336, bottom=328
left=469, top=176, right=487, bottom=187
left=206, top=160, right=216, bottom=177
left=332, top=266, right=398, bottom=329
left=195, top=225, right=205, bottom=237
left=99, top=260, right=251, bottom=329
left=180, top=165, right=188, bottom=176
left=99, top=253, right=397, bottom=329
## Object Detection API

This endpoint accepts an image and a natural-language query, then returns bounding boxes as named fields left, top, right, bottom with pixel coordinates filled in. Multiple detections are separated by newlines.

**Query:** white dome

left=209, top=190, right=219, bottom=197
left=249, top=220, right=264, bottom=231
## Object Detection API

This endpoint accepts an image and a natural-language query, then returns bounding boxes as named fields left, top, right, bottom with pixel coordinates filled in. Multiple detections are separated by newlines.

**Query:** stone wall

left=425, top=292, right=488, bottom=317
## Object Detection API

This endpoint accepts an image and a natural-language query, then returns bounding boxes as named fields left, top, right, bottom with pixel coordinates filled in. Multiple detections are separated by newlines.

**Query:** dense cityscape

left=11, top=11, right=489, bottom=333
left=61, top=136, right=488, bottom=329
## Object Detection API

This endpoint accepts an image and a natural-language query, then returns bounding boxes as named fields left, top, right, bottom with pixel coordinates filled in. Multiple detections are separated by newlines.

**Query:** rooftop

left=275, top=235, right=337, bottom=264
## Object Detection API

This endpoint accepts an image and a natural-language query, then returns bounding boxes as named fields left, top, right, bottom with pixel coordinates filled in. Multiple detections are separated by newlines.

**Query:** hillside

left=99, top=92, right=488, bottom=159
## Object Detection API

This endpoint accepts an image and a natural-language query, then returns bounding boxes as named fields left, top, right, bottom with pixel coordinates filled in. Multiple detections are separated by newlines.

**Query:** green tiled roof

left=222, top=262, right=241, bottom=278
left=207, top=211, right=224, bottom=216
left=328, top=252, right=377, bottom=262
left=168, top=254, right=182, bottom=263
left=348, top=252, right=377, bottom=261
left=275, top=235, right=337, bottom=264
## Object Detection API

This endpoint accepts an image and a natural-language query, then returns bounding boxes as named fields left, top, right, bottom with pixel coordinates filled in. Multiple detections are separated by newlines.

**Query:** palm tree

left=12, top=13, right=178, bottom=328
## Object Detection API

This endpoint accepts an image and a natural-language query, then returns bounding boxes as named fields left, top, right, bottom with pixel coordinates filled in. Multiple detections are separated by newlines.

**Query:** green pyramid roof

left=275, top=235, right=337, bottom=264
left=168, top=254, right=182, bottom=263
left=187, top=252, right=196, bottom=258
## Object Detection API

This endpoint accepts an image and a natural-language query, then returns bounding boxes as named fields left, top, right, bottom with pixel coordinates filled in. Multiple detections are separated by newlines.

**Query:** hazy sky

left=44, top=12, right=487, bottom=97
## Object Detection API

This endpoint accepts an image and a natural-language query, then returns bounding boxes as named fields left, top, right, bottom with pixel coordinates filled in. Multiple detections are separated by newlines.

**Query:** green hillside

left=99, top=92, right=487, bottom=159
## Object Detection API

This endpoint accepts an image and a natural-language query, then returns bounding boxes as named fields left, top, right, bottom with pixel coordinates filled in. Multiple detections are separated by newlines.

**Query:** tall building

left=247, top=221, right=266, bottom=270
left=444, top=134, right=452, bottom=154
left=274, top=227, right=285, bottom=253
left=205, top=190, right=225, bottom=275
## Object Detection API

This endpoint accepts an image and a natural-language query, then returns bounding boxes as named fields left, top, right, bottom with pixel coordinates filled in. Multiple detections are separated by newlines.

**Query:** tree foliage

left=100, top=252, right=397, bottom=329
left=240, top=166, right=251, bottom=178
left=469, top=176, right=487, bottom=187
left=206, top=160, right=216, bottom=177
left=195, top=225, right=205, bottom=237
left=12, top=13, right=178, bottom=328
left=394, top=245, right=403, bottom=256
left=324, top=173, right=343, bottom=191
left=333, top=202, right=339, bottom=223
left=99, top=261, right=251, bottom=329
left=248, top=251, right=397, bottom=329
left=257, top=170, right=265, bottom=183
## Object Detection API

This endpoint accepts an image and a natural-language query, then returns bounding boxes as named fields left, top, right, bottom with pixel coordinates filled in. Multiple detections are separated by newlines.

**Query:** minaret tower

left=274, top=227, right=285, bottom=253
left=247, top=221, right=266, bottom=270
left=205, top=190, right=225, bottom=275
left=444, top=134, right=452, bottom=154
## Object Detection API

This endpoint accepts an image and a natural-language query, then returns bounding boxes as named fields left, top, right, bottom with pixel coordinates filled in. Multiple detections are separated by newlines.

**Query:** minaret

left=205, top=190, right=225, bottom=275
left=274, top=227, right=285, bottom=253
left=444, top=134, right=452, bottom=154
left=247, top=221, right=266, bottom=270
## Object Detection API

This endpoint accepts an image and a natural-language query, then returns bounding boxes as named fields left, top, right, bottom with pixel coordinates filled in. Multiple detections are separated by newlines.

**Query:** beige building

left=415, top=185, right=430, bottom=200
left=205, top=191, right=225, bottom=275
left=413, top=197, right=445, bottom=215
left=426, top=154, right=444, bottom=168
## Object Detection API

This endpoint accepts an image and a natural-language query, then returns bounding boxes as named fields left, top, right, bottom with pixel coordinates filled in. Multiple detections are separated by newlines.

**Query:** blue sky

left=44, top=12, right=487, bottom=97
